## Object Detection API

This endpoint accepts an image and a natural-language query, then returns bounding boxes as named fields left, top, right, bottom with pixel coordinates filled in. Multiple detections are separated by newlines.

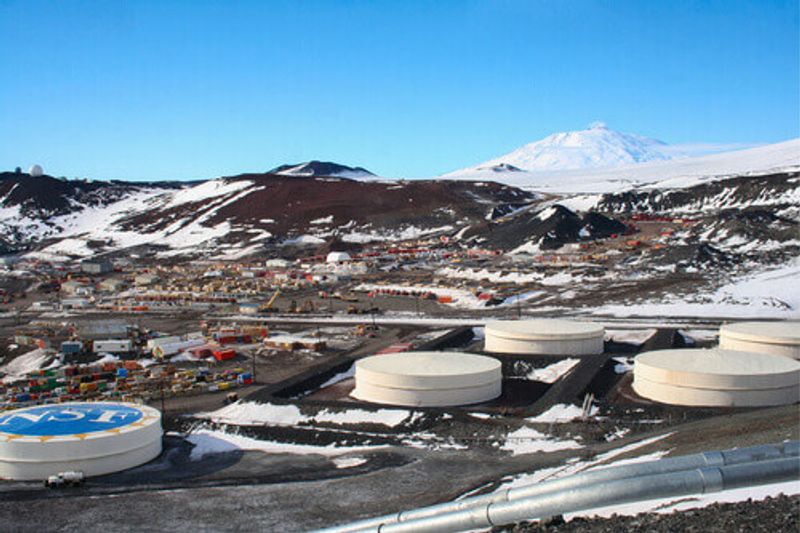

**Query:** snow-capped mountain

left=446, top=135, right=800, bottom=194
left=269, top=161, right=375, bottom=179
left=460, top=123, right=675, bottom=174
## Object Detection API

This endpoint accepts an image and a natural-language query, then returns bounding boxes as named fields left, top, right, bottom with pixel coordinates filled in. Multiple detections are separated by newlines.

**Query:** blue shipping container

left=61, top=342, right=83, bottom=354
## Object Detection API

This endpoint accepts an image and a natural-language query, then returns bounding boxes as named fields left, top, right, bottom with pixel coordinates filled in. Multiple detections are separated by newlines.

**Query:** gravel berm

left=497, top=494, right=799, bottom=533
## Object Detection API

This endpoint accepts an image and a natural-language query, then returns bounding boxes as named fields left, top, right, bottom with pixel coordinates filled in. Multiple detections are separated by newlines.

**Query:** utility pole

left=251, top=350, right=256, bottom=382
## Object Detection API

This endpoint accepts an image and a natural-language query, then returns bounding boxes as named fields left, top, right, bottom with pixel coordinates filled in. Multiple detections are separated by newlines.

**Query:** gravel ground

left=503, top=494, right=799, bottom=532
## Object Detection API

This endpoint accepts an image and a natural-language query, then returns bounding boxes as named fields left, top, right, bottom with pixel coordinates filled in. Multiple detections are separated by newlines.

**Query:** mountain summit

left=472, top=123, right=674, bottom=172
left=269, top=160, right=375, bottom=179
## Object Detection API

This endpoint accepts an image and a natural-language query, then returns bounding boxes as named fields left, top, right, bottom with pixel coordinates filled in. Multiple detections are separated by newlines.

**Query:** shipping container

left=212, top=349, right=236, bottom=362
left=93, top=339, right=133, bottom=353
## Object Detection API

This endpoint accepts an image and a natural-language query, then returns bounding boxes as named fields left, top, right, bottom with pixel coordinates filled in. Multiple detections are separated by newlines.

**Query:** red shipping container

left=212, top=349, right=236, bottom=361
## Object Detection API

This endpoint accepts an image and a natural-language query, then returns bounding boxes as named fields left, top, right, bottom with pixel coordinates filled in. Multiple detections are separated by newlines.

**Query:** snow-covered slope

left=0, top=172, right=535, bottom=260
left=447, top=138, right=800, bottom=193
left=452, top=124, right=675, bottom=175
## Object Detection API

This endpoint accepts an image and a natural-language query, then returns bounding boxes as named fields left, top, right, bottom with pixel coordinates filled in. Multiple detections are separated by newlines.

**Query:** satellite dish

left=29, top=164, right=44, bottom=177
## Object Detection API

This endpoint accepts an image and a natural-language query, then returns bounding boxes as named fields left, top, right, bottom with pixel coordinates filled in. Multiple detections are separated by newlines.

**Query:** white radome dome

left=29, top=164, right=44, bottom=177
left=326, top=251, right=351, bottom=263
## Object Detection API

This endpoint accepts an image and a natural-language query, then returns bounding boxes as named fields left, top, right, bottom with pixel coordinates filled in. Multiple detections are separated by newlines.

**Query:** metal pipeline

left=317, top=441, right=799, bottom=533
left=380, top=456, right=799, bottom=533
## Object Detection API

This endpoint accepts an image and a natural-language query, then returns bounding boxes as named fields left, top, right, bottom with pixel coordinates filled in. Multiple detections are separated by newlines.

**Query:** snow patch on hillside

left=163, top=179, right=253, bottom=208
left=10, top=179, right=264, bottom=260
left=594, top=258, right=800, bottom=319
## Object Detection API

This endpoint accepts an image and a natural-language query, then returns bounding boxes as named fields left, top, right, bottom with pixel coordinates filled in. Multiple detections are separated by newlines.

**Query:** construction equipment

left=259, top=288, right=281, bottom=313
left=287, top=299, right=315, bottom=314
left=355, top=324, right=379, bottom=337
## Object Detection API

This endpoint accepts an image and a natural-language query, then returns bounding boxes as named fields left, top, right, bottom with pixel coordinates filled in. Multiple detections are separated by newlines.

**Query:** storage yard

left=0, top=246, right=797, bottom=531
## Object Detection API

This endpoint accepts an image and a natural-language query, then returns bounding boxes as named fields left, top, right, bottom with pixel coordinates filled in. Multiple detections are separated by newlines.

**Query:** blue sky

left=1, top=0, right=798, bottom=181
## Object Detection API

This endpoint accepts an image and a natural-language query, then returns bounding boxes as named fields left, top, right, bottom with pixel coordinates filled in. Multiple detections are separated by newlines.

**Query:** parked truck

left=44, top=471, right=85, bottom=488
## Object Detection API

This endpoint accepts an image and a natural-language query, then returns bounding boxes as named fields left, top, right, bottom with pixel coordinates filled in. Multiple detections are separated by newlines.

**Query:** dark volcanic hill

left=596, top=171, right=799, bottom=214
left=119, top=173, right=537, bottom=242
left=463, top=204, right=627, bottom=251
left=268, top=161, right=375, bottom=178
left=0, top=172, right=182, bottom=218
left=0, top=171, right=538, bottom=258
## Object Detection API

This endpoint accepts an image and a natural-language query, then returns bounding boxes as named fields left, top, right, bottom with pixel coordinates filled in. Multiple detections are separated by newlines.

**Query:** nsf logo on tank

left=0, top=403, right=145, bottom=437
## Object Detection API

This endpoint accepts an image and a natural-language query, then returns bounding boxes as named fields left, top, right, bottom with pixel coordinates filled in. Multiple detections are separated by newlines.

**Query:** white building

left=266, top=258, right=291, bottom=269
left=326, top=251, right=351, bottom=264
left=135, top=273, right=160, bottom=286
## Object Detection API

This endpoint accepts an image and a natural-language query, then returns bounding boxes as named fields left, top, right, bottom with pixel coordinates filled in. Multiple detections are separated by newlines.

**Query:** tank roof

left=357, top=351, right=500, bottom=378
left=485, top=319, right=604, bottom=340
left=720, top=321, right=800, bottom=345
left=0, top=402, right=160, bottom=439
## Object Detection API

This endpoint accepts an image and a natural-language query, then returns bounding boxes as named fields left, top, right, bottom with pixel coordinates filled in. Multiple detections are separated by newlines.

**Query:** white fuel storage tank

left=0, top=402, right=162, bottom=480
left=485, top=319, right=604, bottom=356
left=352, top=352, right=502, bottom=407
left=632, top=348, right=800, bottom=407
left=719, top=321, right=800, bottom=360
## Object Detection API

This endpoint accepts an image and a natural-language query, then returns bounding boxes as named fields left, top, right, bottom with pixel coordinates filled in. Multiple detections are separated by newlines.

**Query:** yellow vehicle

left=354, top=324, right=379, bottom=337
left=259, top=288, right=281, bottom=313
